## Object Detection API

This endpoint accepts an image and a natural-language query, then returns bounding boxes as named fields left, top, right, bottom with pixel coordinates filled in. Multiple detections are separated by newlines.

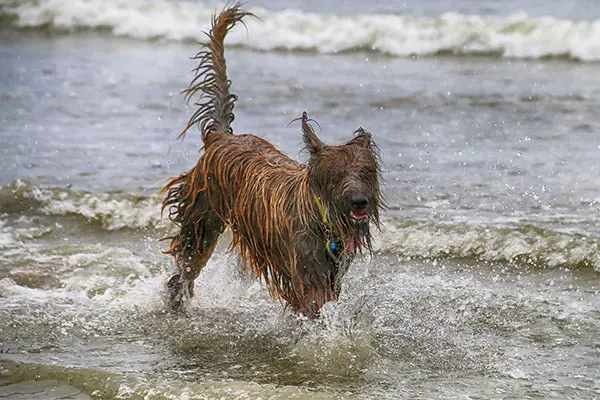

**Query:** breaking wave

left=1, top=180, right=598, bottom=271
left=378, top=218, right=600, bottom=271
left=2, top=0, right=600, bottom=61
left=0, top=180, right=165, bottom=231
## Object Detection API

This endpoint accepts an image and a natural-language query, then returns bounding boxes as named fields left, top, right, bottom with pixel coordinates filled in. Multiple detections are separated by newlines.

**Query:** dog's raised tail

left=179, top=4, right=252, bottom=141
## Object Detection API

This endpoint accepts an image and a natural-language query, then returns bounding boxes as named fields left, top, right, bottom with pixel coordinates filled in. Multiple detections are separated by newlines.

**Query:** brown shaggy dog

left=161, top=4, right=383, bottom=318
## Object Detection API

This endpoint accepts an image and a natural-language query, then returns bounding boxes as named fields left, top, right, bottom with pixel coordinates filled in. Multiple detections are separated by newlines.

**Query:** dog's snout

left=351, top=193, right=368, bottom=210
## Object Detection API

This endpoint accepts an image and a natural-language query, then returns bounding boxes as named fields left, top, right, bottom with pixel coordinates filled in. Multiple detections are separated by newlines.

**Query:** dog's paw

left=164, top=273, right=193, bottom=314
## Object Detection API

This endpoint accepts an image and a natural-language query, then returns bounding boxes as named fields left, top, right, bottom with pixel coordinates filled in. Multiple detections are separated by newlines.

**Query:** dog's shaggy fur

left=161, top=4, right=383, bottom=318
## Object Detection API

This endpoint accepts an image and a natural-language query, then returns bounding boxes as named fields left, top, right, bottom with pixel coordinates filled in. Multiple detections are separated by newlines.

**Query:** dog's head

left=299, top=112, right=382, bottom=254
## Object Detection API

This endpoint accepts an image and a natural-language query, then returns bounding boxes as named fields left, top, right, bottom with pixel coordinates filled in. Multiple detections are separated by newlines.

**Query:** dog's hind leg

left=165, top=202, right=224, bottom=312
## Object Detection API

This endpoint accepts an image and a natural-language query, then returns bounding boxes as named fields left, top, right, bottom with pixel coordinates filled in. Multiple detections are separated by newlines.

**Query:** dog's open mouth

left=351, top=210, right=369, bottom=221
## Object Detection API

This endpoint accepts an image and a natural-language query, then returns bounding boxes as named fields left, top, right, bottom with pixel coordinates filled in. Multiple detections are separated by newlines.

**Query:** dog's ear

left=301, top=111, right=324, bottom=155
left=348, top=127, right=372, bottom=148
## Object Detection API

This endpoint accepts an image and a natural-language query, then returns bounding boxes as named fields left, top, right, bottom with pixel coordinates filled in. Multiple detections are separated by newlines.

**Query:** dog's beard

left=339, top=217, right=372, bottom=256
left=353, top=218, right=372, bottom=254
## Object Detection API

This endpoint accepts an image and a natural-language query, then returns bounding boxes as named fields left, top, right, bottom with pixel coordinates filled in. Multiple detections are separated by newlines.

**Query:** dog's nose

left=351, top=193, right=368, bottom=210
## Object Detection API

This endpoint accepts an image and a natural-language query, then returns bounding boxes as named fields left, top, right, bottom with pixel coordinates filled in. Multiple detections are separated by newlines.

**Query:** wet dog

left=161, top=4, right=383, bottom=318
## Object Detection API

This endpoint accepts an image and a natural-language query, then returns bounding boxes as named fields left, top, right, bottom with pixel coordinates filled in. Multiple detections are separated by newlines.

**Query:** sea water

left=1, top=0, right=599, bottom=398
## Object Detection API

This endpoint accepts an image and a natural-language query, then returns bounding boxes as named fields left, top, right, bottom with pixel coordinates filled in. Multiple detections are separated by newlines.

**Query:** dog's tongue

left=352, top=211, right=368, bottom=220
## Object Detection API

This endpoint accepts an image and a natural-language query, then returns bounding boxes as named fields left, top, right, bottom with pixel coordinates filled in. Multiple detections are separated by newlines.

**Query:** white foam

left=18, top=184, right=167, bottom=231
left=4, top=0, right=600, bottom=61
left=377, top=218, right=600, bottom=270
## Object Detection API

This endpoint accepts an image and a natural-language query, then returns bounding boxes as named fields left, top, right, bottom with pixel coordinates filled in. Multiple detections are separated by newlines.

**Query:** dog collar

left=313, top=193, right=329, bottom=226
left=314, top=194, right=343, bottom=262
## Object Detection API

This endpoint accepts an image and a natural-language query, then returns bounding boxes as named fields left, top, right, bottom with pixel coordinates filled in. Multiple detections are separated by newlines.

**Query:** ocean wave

left=0, top=360, right=351, bottom=399
left=378, top=218, right=600, bottom=271
left=1, top=0, right=600, bottom=61
left=1, top=181, right=598, bottom=271
left=0, top=180, right=166, bottom=231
